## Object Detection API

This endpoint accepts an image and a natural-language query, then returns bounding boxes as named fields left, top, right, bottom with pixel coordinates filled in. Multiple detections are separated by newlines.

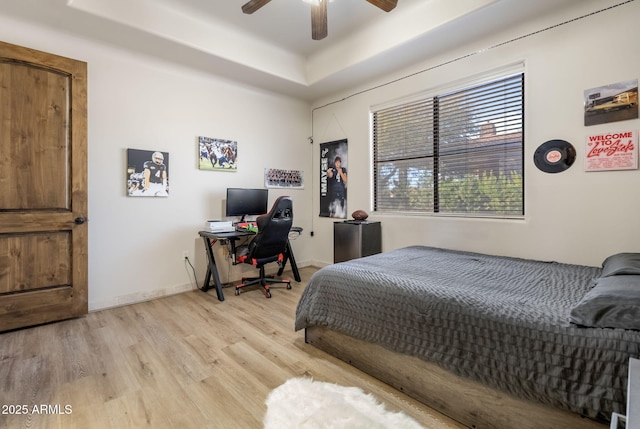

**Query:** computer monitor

left=225, top=188, right=268, bottom=222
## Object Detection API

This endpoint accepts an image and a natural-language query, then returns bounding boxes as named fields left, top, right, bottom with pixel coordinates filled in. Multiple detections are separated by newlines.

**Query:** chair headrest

left=269, top=196, right=292, bottom=218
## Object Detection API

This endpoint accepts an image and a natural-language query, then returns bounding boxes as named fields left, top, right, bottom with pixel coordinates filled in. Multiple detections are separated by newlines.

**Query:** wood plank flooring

left=0, top=267, right=464, bottom=429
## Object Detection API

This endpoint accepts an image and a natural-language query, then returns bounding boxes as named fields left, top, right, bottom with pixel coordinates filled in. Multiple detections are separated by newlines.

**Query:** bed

left=295, top=246, right=640, bottom=429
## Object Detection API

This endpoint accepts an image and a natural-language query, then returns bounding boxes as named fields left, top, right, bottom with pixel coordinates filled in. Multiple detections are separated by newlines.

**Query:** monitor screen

left=226, top=188, right=268, bottom=219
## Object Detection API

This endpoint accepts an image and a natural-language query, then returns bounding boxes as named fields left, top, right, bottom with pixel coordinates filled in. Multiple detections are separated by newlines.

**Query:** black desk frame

left=198, top=228, right=301, bottom=301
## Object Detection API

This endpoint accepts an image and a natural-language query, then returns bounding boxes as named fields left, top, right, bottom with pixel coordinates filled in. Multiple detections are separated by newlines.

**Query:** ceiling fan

left=241, top=0, right=398, bottom=41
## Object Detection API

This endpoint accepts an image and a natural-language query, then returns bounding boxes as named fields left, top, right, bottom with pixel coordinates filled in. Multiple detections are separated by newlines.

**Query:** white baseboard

left=89, top=282, right=195, bottom=312
left=88, top=260, right=317, bottom=313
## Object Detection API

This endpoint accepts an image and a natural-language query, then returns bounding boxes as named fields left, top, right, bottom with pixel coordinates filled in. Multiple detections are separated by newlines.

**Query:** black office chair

left=235, top=196, right=293, bottom=298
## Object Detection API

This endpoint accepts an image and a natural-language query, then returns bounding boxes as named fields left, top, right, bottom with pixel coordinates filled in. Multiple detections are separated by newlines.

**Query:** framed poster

left=585, top=130, right=638, bottom=171
left=198, top=136, right=237, bottom=171
left=319, top=139, right=348, bottom=218
left=127, top=149, right=169, bottom=197
left=584, top=79, right=638, bottom=127
left=265, top=168, right=304, bottom=189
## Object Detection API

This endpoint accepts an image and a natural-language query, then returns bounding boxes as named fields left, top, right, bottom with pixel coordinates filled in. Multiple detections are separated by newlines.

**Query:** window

left=372, top=72, right=524, bottom=217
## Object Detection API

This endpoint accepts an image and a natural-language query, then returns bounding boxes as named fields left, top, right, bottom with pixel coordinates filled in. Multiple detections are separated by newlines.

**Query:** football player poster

left=126, top=148, right=169, bottom=197
left=319, top=139, right=348, bottom=218
left=198, top=136, right=238, bottom=171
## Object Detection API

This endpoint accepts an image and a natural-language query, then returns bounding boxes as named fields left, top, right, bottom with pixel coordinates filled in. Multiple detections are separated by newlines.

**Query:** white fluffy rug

left=263, top=378, right=426, bottom=429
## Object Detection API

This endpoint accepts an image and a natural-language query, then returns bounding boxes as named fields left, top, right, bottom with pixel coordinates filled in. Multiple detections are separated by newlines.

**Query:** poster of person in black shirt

left=320, top=139, right=348, bottom=218
left=127, top=148, right=169, bottom=197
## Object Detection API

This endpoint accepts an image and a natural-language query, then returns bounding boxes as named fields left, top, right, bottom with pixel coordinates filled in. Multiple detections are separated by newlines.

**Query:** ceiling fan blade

left=241, top=0, right=271, bottom=14
left=311, top=0, right=328, bottom=40
left=365, top=0, right=398, bottom=12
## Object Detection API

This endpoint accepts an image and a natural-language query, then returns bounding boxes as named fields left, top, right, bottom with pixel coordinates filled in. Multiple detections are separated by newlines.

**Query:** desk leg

left=279, top=241, right=301, bottom=282
left=201, top=236, right=225, bottom=301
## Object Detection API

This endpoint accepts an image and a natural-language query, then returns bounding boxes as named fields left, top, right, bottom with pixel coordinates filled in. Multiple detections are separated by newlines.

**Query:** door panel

left=0, top=232, right=71, bottom=293
left=0, top=62, right=70, bottom=210
left=0, top=41, right=87, bottom=332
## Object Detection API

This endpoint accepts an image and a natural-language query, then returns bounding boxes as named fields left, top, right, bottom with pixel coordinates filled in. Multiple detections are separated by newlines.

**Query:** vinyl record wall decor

left=533, top=139, right=576, bottom=173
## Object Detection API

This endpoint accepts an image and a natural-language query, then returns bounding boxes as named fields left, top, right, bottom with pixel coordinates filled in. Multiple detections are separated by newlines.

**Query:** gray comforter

left=295, top=246, right=640, bottom=421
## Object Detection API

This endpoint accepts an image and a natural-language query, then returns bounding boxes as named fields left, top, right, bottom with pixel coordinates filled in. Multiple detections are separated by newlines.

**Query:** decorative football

left=351, top=209, right=369, bottom=221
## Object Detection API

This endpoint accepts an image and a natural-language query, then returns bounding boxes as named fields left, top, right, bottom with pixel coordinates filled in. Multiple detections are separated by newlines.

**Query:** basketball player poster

left=319, top=139, right=348, bottom=218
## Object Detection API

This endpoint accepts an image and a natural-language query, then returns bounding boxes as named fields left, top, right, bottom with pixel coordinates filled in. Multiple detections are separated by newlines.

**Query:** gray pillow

left=601, top=253, right=640, bottom=277
left=570, top=275, right=640, bottom=330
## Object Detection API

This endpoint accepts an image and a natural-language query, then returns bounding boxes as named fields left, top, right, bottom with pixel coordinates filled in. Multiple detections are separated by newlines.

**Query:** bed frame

left=305, top=326, right=608, bottom=429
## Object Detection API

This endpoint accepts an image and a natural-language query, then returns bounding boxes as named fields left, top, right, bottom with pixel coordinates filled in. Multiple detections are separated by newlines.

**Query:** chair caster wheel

left=265, top=291, right=272, bottom=298
left=286, top=283, right=292, bottom=290
left=235, top=289, right=240, bottom=296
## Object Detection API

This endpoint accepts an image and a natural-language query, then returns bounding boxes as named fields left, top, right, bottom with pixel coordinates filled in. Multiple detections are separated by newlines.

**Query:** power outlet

left=182, top=250, right=189, bottom=260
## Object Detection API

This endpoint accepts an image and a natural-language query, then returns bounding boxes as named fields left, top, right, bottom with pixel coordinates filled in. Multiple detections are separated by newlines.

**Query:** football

left=351, top=209, right=369, bottom=221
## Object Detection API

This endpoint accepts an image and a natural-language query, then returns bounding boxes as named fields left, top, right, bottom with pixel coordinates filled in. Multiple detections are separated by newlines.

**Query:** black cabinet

left=333, top=221, right=381, bottom=263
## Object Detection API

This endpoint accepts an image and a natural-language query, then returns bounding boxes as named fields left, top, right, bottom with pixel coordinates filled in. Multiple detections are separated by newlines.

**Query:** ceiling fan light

left=243, top=0, right=393, bottom=41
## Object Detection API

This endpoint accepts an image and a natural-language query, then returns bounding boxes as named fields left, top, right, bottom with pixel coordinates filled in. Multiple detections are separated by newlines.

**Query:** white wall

left=0, top=14, right=313, bottom=310
left=2, top=0, right=638, bottom=311
left=309, top=0, right=640, bottom=267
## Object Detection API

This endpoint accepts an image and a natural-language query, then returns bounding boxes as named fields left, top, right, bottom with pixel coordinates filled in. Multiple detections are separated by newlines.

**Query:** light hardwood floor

left=0, top=267, right=464, bottom=429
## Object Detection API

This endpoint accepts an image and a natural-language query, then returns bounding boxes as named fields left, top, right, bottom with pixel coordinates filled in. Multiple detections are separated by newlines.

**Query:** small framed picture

left=198, top=136, right=238, bottom=171
left=265, top=168, right=304, bottom=189
left=584, top=79, right=638, bottom=127
left=126, top=148, right=169, bottom=197
left=585, top=130, right=638, bottom=172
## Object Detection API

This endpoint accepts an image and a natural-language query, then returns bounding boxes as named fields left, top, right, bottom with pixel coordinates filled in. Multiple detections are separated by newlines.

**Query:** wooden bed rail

left=305, top=326, right=607, bottom=429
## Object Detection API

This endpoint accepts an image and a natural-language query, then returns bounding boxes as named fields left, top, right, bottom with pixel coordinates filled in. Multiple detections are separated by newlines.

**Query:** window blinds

left=372, top=73, right=524, bottom=216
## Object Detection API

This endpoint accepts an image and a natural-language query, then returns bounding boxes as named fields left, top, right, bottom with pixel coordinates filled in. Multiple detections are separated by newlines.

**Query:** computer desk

left=197, top=226, right=302, bottom=301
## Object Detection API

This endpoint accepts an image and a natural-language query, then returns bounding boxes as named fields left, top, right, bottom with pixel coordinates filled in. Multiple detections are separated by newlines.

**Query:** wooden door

left=0, top=41, right=88, bottom=332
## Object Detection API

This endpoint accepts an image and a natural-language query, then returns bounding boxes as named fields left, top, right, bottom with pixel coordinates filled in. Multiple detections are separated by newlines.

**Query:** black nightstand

left=333, top=221, right=381, bottom=263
